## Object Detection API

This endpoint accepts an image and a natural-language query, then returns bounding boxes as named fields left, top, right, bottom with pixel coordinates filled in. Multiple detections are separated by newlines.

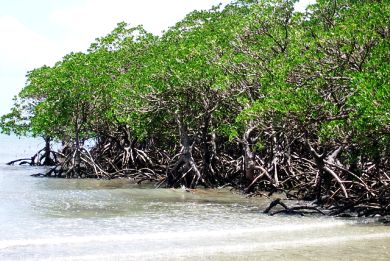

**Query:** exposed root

left=7, top=148, right=57, bottom=166
left=264, top=198, right=326, bottom=216
left=11, top=125, right=388, bottom=217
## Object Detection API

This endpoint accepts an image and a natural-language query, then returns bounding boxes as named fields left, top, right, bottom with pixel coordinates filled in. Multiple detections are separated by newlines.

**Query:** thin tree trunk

left=74, top=120, right=81, bottom=178
left=243, top=125, right=256, bottom=183
left=202, top=113, right=213, bottom=180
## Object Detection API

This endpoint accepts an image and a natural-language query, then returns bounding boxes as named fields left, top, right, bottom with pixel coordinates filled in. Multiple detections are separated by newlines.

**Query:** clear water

left=0, top=134, right=389, bottom=260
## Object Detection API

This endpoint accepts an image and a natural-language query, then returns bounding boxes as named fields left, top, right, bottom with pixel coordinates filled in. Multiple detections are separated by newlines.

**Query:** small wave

left=9, top=232, right=390, bottom=261
left=0, top=221, right=348, bottom=250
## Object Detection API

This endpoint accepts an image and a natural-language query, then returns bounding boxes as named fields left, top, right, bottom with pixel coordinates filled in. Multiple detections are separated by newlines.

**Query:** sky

left=0, top=0, right=315, bottom=116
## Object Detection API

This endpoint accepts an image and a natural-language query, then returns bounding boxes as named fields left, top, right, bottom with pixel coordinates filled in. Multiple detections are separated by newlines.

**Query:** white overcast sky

left=0, top=0, right=315, bottom=115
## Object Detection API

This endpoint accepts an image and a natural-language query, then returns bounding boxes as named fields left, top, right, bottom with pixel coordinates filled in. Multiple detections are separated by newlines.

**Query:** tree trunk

left=167, top=117, right=203, bottom=188
left=42, top=136, right=55, bottom=166
left=307, top=140, right=326, bottom=203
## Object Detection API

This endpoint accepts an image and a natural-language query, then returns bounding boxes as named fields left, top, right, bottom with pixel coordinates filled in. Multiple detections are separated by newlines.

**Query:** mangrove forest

left=1, top=0, right=389, bottom=217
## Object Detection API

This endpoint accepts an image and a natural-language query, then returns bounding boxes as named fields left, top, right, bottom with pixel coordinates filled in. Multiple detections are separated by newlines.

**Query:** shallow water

left=0, top=134, right=389, bottom=260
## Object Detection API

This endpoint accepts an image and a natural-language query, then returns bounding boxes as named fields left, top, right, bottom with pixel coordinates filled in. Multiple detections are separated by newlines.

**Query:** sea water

left=0, top=134, right=389, bottom=260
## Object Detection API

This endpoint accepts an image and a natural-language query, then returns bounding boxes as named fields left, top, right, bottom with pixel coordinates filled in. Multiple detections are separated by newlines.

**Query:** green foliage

left=1, top=0, right=388, bottom=166
left=0, top=96, right=31, bottom=136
